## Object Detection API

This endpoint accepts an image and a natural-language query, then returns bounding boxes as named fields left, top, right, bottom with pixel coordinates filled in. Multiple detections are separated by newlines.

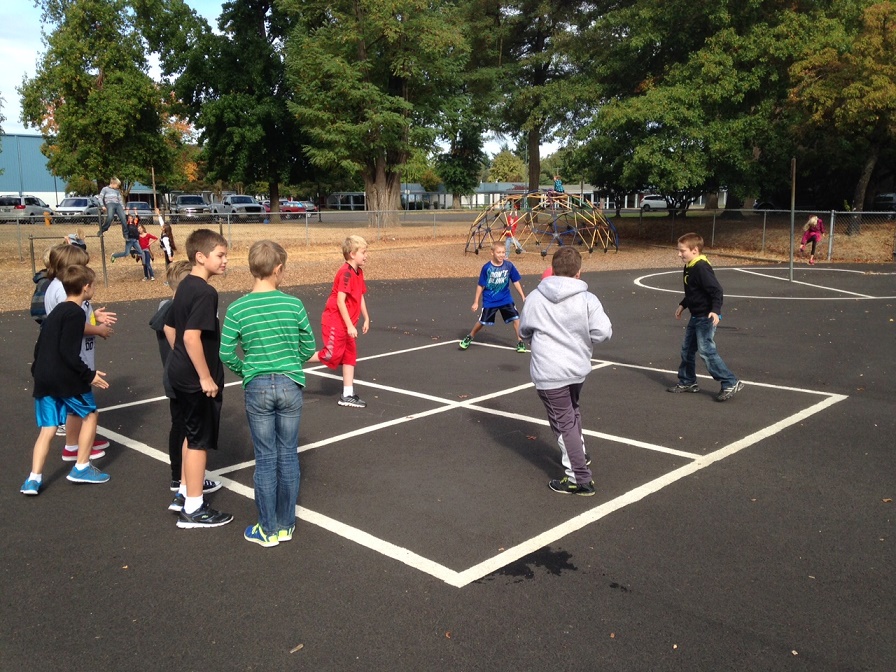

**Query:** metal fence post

left=761, top=212, right=767, bottom=254
left=828, top=211, right=836, bottom=261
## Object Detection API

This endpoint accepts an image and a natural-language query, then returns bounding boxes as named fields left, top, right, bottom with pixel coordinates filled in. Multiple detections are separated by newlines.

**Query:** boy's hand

left=361, top=317, right=369, bottom=335
left=199, top=376, right=219, bottom=397
left=674, top=305, right=684, bottom=320
left=95, top=306, right=117, bottom=326
left=347, top=324, right=358, bottom=338
left=708, top=312, right=720, bottom=326
left=471, top=302, right=478, bottom=312
left=95, top=323, right=113, bottom=339
left=92, top=370, right=109, bottom=389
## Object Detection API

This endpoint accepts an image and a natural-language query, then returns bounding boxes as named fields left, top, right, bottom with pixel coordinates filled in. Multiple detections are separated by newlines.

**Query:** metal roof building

left=0, top=133, right=65, bottom=205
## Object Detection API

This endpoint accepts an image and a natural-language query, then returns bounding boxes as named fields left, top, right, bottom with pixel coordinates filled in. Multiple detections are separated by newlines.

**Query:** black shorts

left=173, top=388, right=222, bottom=451
left=479, top=303, right=519, bottom=325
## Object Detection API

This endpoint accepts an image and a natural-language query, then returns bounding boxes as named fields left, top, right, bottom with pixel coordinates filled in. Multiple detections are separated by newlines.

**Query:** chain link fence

left=5, top=208, right=894, bottom=286
left=614, top=208, right=896, bottom=263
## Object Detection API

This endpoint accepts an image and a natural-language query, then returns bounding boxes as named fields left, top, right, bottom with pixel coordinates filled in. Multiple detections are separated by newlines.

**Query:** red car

left=262, top=200, right=308, bottom=219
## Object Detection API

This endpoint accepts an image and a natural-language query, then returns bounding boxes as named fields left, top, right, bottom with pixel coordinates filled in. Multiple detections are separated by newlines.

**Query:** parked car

left=261, top=199, right=305, bottom=219
left=54, top=196, right=102, bottom=221
left=126, top=201, right=153, bottom=216
left=872, top=193, right=896, bottom=212
left=752, top=199, right=780, bottom=210
left=210, top=194, right=266, bottom=221
left=639, top=194, right=668, bottom=211
left=0, top=194, right=56, bottom=221
left=170, top=194, right=211, bottom=222
left=296, top=200, right=318, bottom=212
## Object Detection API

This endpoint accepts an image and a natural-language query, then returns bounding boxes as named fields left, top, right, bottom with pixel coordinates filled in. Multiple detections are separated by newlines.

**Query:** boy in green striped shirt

left=220, top=240, right=317, bottom=547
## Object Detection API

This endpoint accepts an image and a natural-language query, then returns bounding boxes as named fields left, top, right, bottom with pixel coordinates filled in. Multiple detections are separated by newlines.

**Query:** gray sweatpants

left=536, top=383, right=592, bottom=484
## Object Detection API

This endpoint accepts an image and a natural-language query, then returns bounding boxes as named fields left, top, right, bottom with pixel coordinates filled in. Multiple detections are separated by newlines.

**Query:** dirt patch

left=3, top=213, right=890, bottom=313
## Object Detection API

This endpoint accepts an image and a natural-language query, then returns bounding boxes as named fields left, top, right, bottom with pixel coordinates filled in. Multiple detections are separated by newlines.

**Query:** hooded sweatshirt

left=519, top=276, right=612, bottom=390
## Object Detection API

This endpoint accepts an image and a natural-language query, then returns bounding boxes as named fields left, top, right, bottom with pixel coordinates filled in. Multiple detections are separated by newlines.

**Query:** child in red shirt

left=307, top=235, right=371, bottom=408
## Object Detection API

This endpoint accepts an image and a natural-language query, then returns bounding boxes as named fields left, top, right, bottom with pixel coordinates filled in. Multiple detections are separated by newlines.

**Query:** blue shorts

left=34, top=392, right=97, bottom=428
left=479, top=304, right=519, bottom=326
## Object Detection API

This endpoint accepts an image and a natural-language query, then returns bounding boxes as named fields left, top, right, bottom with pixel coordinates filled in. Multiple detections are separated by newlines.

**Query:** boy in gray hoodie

left=519, top=247, right=612, bottom=496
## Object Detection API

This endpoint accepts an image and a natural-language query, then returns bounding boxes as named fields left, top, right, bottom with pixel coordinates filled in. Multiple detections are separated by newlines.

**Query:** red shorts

left=318, top=321, right=357, bottom=369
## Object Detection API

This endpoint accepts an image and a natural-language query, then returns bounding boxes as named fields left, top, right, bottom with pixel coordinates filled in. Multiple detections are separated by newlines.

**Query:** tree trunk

left=852, top=145, right=878, bottom=212
left=363, top=155, right=402, bottom=228
left=527, top=129, right=540, bottom=192
left=268, top=181, right=281, bottom=222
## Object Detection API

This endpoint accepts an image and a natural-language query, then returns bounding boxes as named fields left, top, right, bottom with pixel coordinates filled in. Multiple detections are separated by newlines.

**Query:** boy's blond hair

left=166, top=260, right=193, bottom=290
left=185, top=228, right=228, bottom=264
left=109, top=177, right=121, bottom=188
left=491, top=239, right=505, bottom=252
left=248, top=240, right=287, bottom=279
left=342, top=235, right=367, bottom=260
left=677, top=232, right=704, bottom=253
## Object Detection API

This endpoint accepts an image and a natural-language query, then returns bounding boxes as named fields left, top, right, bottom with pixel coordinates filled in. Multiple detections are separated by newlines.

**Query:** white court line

left=634, top=267, right=896, bottom=300
left=734, top=268, right=873, bottom=298
left=450, top=391, right=847, bottom=587
left=97, top=340, right=850, bottom=588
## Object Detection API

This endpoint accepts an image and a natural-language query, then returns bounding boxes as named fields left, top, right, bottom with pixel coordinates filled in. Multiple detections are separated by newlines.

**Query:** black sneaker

left=176, top=501, right=233, bottom=529
left=169, top=478, right=222, bottom=494
left=168, top=493, right=185, bottom=513
left=585, top=453, right=592, bottom=466
left=716, top=380, right=745, bottom=402
left=667, top=383, right=699, bottom=393
left=548, top=477, right=595, bottom=496
left=338, top=394, right=367, bottom=408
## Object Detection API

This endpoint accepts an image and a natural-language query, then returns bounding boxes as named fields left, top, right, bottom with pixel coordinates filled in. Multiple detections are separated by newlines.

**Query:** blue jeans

left=111, top=238, right=141, bottom=260
left=244, top=374, right=303, bottom=535
left=678, top=315, right=738, bottom=389
left=101, top=203, right=127, bottom=233
left=141, top=249, right=154, bottom=278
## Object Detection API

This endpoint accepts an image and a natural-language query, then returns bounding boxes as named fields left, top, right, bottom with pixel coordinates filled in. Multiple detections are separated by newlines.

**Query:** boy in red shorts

left=307, top=235, right=371, bottom=408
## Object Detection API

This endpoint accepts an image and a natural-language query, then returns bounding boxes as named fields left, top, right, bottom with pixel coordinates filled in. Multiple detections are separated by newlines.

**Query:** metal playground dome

left=464, top=191, right=619, bottom=257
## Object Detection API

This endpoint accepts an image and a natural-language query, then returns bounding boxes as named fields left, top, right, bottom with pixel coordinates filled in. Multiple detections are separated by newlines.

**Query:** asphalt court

left=4, top=262, right=895, bottom=670
left=94, top=327, right=846, bottom=588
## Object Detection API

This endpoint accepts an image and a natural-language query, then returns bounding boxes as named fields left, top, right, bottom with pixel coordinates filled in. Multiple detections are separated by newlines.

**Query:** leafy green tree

left=488, top=149, right=526, bottom=182
left=139, top=0, right=313, bottom=209
left=489, top=0, right=598, bottom=191
left=789, top=2, right=896, bottom=210
left=436, top=105, right=487, bottom=205
left=283, top=0, right=470, bottom=221
left=570, top=1, right=846, bottom=213
left=19, top=0, right=172, bottom=193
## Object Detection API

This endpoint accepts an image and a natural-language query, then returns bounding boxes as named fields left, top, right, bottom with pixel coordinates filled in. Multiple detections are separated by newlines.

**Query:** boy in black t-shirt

left=163, top=229, right=233, bottom=528
left=21, top=265, right=110, bottom=496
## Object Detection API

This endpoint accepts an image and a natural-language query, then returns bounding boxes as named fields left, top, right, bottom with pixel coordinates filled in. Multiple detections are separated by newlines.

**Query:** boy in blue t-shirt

left=459, top=240, right=527, bottom=352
